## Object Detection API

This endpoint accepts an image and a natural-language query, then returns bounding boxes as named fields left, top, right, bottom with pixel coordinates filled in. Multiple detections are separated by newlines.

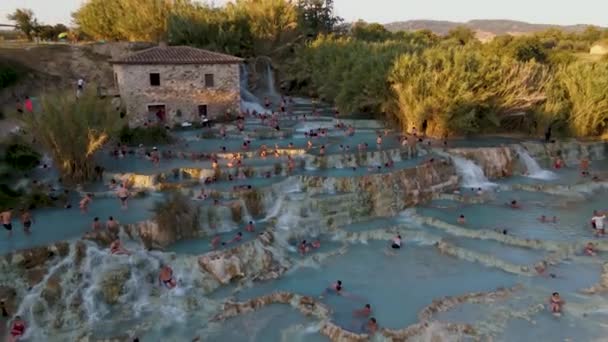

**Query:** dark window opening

left=198, top=105, right=208, bottom=117
left=150, top=73, right=160, bottom=86
left=204, top=74, right=214, bottom=88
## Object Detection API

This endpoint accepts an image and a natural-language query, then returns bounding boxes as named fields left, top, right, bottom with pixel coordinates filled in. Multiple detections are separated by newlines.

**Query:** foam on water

left=515, top=145, right=558, bottom=180
left=451, top=155, right=497, bottom=188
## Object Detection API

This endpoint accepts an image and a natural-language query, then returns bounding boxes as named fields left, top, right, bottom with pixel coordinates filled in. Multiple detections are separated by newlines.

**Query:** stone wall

left=113, top=63, right=241, bottom=126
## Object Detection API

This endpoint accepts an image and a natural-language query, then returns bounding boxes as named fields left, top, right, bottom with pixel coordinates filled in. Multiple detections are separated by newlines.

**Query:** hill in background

left=384, top=19, right=601, bottom=41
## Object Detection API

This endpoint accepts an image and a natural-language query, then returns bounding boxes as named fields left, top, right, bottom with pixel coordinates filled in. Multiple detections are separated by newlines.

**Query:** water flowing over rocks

left=199, top=231, right=288, bottom=285
left=301, top=161, right=458, bottom=217
left=449, top=147, right=515, bottom=179
left=521, top=140, right=606, bottom=164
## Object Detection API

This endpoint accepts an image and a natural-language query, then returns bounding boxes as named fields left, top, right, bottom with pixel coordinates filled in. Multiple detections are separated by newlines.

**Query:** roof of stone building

left=111, top=45, right=243, bottom=65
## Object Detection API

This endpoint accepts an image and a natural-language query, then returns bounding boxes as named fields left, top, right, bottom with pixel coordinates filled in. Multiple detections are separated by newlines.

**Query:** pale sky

left=1, top=0, right=606, bottom=27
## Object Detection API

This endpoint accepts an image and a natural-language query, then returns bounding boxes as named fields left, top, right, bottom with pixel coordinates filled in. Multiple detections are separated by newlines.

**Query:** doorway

left=148, top=104, right=166, bottom=123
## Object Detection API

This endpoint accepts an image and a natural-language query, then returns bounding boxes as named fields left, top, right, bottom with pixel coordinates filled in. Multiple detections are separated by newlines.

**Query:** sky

left=0, top=0, right=606, bottom=27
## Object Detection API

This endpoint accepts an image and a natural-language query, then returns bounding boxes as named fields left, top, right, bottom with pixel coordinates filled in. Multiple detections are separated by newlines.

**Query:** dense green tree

left=296, top=0, right=342, bottom=38
left=38, top=24, right=69, bottom=41
left=445, top=26, right=477, bottom=45
left=350, top=21, right=393, bottom=42
left=508, top=37, right=547, bottom=63
left=6, top=8, right=39, bottom=41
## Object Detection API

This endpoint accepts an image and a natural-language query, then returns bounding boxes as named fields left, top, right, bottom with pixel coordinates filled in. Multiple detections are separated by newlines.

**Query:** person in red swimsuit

left=9, top=315, right=26, bottom=341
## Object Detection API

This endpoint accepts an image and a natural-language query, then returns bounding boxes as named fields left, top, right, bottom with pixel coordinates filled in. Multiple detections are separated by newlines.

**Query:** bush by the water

left=118, top=126, right=173, bottom=146
left=153, top=191, right=201, bottom=235
left=4, top=143, right=41, bottom=171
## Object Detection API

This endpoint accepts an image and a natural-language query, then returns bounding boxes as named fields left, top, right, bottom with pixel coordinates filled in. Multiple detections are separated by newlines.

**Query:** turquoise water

left=235, top=241, right=518, bottom=330
left=5, top=98, right=608, bottom=341
left=0, top=194, right=160, bottom=253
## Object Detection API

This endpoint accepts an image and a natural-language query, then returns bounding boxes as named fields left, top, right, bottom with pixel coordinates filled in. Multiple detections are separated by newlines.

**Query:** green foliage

left=7, top=8, right=38, bottom=41
left=4, top=143, right=40, bottom=171
left=16, top=87, right=122, bottom=183
left=118, top=126, right=173, bottom=146
left=37, top=24, right=69, bottom=41
left=445, top=26, right=477, bottom=45
left=153, top=191, right=200, bottom=233
left=350, top=21, right=393, bottom=42
left=507, top=37, right=547, bottom=63
left=296, top=0, right=342, bottom=38
left=545, top=61, right=608, bottom=136
left=73, top=0, right=171, bottom=41
left=288, top=35, right=430, bottom=114
left=389, top=46, right=550, bottom=136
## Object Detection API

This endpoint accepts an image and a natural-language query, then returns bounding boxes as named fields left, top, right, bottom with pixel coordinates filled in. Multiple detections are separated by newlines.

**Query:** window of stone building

left=204, top=74, right=214, bottom=88
left=150, top=73, right=160, bottom=86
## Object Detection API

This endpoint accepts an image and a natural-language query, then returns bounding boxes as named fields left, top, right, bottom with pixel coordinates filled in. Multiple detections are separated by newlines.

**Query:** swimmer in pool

left=8, top=315, right=26, bottom=342
left=79, top=193, right=92, bottom=213
left=508, top=200, right=521, bottom=209
left=211, top=235, right=221, bottom=249
left=159, top=265, right=177, bottom=289
left=457, top=214, right=466, bottom=224
left=245, top=221, right=255, bottom=232
left=363, top=317, right=378, bottom=334
left=311, top=240, right=321, bottom=249
left=585, top=242, right=596, bottom=256
left=299, top=240, right=310, bottom=255
left=110, top=239, right=130, bottom=255
left=322, top=280, right=342, bottom=296
left=353, top=304, right=372, bottom=317
left=228, top=232, right=243, bottom=244
left=391, top=235, right=402, bottom=249
left=549, top=292, right=564, bottom=314
left=538, top=215, right=547, bottom=223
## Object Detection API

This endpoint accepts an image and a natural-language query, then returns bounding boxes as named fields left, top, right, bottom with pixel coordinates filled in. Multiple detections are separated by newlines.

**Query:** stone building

left=111, top=44, right=242, bottom=126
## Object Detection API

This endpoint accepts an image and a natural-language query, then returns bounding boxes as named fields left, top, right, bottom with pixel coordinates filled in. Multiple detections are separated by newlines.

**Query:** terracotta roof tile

left=111, top=46, right=243, bottom=65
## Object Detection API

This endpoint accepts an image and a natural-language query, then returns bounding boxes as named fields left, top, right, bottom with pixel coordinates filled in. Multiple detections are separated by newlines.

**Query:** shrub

left=118, top=126, right=173, bottom=146
left=153, top=191, right=200, bottom=236
left=4, top=143, right=41, bottom=171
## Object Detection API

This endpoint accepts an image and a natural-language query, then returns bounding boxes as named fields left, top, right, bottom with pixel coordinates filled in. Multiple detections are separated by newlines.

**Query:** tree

left=296, top=0, right=342, bottom=38
left=7, top=8, right=39, bottom=41
left=16, top=88, right=122, bottom=183
left=351, top=20, right=393, bottom=42
left=445, top=26, right=477, bottom=45
left=508, top=37, right=548, bottom=63
left=38, top=24, right=69, bottom=41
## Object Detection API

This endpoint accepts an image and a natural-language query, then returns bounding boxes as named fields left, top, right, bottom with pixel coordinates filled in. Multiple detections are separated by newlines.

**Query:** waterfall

left=514, top=146, right=557, bottom=180
left=239, top=64, right=269, bottom=114
left=265, top=63, right=279, bottom=98
left=451, top=156, right=496, bottom=188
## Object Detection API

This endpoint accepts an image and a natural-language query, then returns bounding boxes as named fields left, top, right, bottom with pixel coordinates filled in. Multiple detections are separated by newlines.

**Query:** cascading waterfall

left=240, top=64, right=269, bottom=114
left=451, top=155, right=496, bottom=188
left=514, top=145, right=557, bottom=180
left=264, top=63, right=279, bottom=98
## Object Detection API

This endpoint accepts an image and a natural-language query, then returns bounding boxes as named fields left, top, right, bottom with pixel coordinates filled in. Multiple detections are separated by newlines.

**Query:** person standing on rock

left=1, top=208, right=13, bottom=237
left=116, top=184, right=130, bottom=210
left=591, top=210, right=606, bottom=236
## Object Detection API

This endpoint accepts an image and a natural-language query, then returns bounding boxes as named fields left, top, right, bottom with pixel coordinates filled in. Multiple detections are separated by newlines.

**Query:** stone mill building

left=111, top=44, right=242, bottom=126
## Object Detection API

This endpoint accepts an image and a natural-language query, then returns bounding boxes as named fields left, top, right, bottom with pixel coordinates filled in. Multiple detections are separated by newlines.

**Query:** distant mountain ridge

left=384, top=19, right=601, bottom=41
